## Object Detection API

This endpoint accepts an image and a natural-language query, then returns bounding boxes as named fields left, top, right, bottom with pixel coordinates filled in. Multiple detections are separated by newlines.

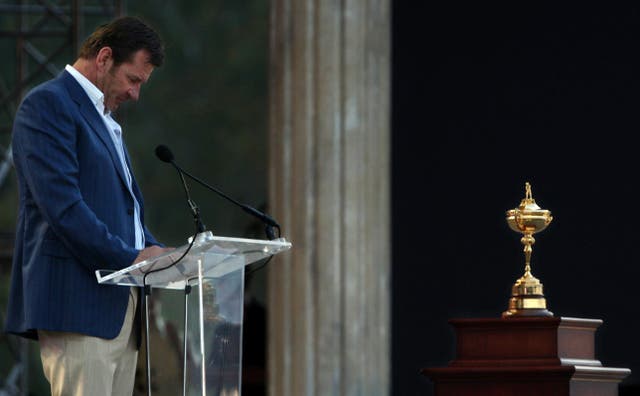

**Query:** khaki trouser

left=38, top=291, right=138, bottom=396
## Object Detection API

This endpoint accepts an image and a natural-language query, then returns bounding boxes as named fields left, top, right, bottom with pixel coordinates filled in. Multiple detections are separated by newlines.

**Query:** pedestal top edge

left=559, top=316, right=603, bottom=326
left=448, top=316, right=602, bottom=328
left=572, top=365, right=632, bottom=381
left=448, top=317, right=560, bottom=327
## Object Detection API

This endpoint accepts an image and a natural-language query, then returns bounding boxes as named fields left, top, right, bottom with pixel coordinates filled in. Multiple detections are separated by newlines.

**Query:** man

left=4, top=16, right=170, bottom=395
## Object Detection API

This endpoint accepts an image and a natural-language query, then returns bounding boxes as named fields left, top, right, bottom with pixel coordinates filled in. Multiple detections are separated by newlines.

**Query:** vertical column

left=268, top=0, right=390, bottom=395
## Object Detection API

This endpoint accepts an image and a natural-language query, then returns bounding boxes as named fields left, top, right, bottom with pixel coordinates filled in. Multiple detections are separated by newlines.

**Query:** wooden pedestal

left=421, top=317, right=630, bottom=396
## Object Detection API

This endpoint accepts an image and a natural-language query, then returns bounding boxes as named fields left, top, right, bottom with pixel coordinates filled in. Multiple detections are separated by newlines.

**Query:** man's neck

left=72, top=58, right=99, bottom=89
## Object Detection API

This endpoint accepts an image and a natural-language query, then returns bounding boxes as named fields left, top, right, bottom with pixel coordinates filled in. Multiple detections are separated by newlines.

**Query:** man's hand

left=133, top=245, right=172, bottom=264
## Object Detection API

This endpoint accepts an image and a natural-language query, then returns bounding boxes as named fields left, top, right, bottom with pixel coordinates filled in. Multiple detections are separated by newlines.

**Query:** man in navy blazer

left=5, top=16, right=169, bottom=395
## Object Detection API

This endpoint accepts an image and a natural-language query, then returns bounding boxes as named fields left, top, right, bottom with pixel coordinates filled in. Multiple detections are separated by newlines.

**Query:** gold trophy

left=503, top=182, right=554, bottom=317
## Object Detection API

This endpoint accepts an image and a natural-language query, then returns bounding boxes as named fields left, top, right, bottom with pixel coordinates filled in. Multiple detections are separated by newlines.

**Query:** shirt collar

left=65, top=64, right=108, bottom=115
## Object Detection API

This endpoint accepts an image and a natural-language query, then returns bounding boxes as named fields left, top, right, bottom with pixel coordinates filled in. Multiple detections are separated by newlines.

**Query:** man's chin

left=106, top=104, right=120, bottom=113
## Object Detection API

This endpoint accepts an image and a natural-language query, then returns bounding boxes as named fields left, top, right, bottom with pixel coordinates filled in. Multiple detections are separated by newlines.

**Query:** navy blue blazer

left=5, top=70, right=161, bottom=340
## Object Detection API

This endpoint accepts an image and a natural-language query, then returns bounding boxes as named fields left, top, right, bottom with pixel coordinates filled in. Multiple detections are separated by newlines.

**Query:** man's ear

left=95, top=47, right=113, bottom=72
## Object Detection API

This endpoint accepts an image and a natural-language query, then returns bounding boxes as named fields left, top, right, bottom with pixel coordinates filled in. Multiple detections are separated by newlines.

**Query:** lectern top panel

left=95, top=232, right=292, bottom=289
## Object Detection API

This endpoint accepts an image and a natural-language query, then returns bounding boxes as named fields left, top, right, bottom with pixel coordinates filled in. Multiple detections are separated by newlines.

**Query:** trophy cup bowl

left=506, top=208, right=552, bottom=235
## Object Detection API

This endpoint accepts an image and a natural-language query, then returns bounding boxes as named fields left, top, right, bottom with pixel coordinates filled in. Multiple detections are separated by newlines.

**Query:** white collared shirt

left=65, top=64, right=145, bottom=249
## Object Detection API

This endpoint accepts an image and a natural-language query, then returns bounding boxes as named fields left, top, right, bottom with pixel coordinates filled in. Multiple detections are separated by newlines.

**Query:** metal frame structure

left=0, top=2, right=123, bottom=394
left=0, top=0, right=124, bottom=184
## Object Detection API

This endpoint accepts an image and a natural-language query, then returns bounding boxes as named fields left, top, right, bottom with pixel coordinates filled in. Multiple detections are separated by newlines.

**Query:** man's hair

left=78, top=16, right=164, bottom=67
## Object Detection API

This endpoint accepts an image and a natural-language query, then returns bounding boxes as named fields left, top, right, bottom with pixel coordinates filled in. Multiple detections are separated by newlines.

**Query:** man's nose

left=128, top=86, right=140, bottom=101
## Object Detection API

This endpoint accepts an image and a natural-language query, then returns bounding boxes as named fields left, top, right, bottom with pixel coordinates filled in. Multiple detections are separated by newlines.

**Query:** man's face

left=101, top=49, right=154, bottom=112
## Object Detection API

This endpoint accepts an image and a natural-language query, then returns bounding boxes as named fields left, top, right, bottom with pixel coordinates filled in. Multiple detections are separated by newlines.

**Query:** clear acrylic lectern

left=95, top=231, right=292, bottom=396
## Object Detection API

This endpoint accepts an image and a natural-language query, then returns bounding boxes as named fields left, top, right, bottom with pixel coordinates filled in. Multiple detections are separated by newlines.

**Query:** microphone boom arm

left=155, top=144, right=280, bottom=239
left=173, top=162, right=280, bottom=229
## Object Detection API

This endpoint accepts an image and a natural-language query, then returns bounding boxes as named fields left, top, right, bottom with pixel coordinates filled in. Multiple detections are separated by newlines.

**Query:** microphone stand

left=170, top=161, right=280, bottom=239
left=174, top=164, right=207, bottom=233
left=155, top=144, right=280, bottom=240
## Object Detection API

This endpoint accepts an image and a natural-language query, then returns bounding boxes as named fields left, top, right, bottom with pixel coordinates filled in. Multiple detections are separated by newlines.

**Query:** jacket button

left=127, top=208, right=134, bottom=215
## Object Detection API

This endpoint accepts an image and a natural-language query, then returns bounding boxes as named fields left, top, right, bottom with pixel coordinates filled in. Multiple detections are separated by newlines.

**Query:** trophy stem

left=521, top=234, right=535, bottom=276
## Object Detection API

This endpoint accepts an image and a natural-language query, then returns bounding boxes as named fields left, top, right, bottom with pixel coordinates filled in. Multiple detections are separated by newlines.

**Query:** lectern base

left=421, top=317, right=630, bottom=396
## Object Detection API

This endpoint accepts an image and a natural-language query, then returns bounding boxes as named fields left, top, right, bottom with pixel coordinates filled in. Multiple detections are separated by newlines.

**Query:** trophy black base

left=502, top=294, right=553, bottom=318
left=502, top=308, right=554, bottom=317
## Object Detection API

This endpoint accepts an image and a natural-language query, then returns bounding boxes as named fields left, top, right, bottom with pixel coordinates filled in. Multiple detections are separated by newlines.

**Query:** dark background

left=392, top=4, right=640, bottom=396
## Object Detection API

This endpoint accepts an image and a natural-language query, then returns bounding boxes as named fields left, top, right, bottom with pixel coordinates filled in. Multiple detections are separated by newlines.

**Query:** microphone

left=155, top=144, right=174, bottom=163
left=155, top=145, right=206, bottom=233
left=155, top=144, right=281, bottom=239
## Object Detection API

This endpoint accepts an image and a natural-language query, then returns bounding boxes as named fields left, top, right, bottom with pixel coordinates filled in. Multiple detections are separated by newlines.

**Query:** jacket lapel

left=60, top=71, right=129, bottom=189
